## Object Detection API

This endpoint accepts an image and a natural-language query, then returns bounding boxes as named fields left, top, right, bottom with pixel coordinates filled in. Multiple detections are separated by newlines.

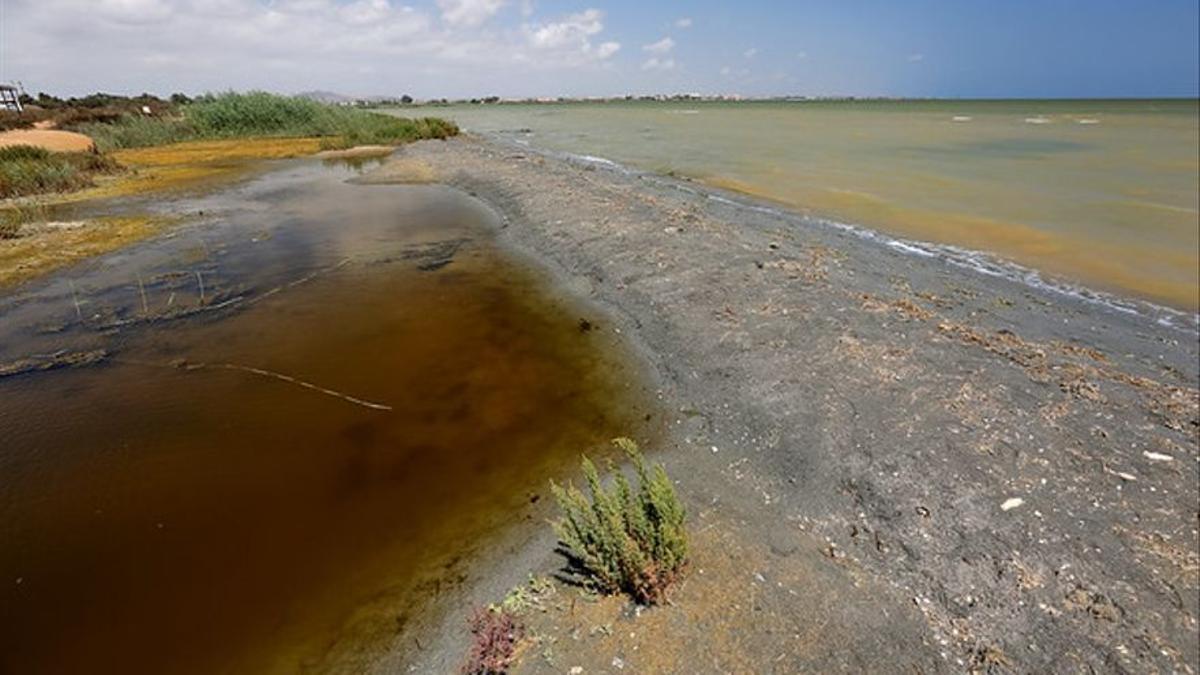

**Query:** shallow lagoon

left=0, top=160, right=650, bottom=673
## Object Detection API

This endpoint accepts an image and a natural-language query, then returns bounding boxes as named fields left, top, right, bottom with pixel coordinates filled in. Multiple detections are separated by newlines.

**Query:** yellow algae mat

left=1, top=138, right=326, bottom=287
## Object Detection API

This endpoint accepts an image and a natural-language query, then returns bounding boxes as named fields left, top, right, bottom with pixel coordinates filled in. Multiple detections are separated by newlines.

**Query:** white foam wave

left=576, top=154, right=622, bottom=168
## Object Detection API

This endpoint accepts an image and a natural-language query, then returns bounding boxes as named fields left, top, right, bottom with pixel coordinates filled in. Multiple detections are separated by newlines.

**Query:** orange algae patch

left=59, top=137, right=328, bottom=202
left=113, top=137, right=325, bottom=167
left=0, top=138, right=328, bottom=289
left=0, top=216, right=171, bottom=288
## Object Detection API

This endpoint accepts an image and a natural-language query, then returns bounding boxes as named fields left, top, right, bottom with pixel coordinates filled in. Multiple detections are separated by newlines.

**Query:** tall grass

left=72, top=92, right=458, bottom=152
left=0, top=145, right=121, bottom=200
left=73, top=115, right=193, bottom=151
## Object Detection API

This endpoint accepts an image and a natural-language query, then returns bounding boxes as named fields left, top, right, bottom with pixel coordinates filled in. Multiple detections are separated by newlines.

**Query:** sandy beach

left=354, top=135, right=1199, bottom=673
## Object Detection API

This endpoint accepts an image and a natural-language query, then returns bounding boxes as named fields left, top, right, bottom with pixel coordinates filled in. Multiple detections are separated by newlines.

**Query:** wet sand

left=366, top=136, right=1198, bottom=673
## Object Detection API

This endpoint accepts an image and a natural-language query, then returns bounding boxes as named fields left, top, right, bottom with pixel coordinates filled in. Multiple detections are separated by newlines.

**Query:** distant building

left=0, top=84, right=22, bottom=112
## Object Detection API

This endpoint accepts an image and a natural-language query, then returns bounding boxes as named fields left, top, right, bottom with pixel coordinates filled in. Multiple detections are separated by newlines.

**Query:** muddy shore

left=359, top=135, right=1199, bottom=673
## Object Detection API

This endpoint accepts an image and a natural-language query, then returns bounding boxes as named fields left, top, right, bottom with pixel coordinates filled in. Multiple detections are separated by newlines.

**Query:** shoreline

left=1, top=133, right=1195, bottom=671
left=380, top=98, right=1200, bottom=314
left=362, top=134, right=1198, bottom=672
left=498, top=135, right=1200, bottom=331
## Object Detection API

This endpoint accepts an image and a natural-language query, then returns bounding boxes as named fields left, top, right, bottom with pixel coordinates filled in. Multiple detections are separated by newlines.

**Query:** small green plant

left=550, top=438, right=688, bottom=605
left=491, top=574, right=555, bottom=615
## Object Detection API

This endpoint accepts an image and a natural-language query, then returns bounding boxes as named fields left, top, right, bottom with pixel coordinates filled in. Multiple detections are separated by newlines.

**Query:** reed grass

left=73, top=92, right=459, bottom=152
left=0, top=145, right=121, bottom=200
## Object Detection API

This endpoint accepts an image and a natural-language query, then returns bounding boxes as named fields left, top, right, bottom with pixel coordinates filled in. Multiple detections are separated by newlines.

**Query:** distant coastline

left=334, top=92, right=1200, bottom=107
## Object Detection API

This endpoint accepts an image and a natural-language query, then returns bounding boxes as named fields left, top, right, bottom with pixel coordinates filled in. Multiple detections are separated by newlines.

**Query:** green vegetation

left=72, top=92, right=458, bottom=152
left=492, top=575, right=555, bottom=615
left=73, top=114, right=192, bottom=151
left=550, top=438, right=688, bottom=605
left=0, top=145, right=121, bottom=201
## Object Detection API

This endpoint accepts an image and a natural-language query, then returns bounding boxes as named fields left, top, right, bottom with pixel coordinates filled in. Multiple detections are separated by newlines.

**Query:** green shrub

left=72, top=92, right=459, bottom=151
left=0, top=145, right=52, bottom=162
left=0, top=145, right=122, bottom=198
left=0, top=215, right=19, bottom=239
left=550, top=438, right=688, bottom=605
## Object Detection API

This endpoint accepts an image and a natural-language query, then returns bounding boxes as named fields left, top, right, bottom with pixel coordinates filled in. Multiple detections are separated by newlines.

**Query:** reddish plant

left=462, top=607, right=525, bottom=675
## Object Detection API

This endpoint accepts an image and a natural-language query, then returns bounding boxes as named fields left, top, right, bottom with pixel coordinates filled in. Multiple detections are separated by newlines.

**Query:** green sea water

left=386, top=99, right=1200, bottom=311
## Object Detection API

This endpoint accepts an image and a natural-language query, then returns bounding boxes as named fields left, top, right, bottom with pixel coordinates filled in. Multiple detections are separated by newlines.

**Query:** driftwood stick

left=69, top=280, right=82, bottom=321
left=136, top=274, right=149, bottom=314
left=209, top=362, right=393, bottom=411
left=117, top=357, right=391, bottom=411
left=246, top=258, right=352, bottom=307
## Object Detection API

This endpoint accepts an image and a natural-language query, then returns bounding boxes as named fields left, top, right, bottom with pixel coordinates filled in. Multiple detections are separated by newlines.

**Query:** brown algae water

left=0, top=161, right=652, bottom=673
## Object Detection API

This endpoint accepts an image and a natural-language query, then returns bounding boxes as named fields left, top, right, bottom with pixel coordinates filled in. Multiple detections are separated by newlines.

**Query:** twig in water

left=210, top=363, right=393, bottom=410
left=136, top=274, right=149, bottom=315
left=195, top=271, right=205, bottom=304
left=246, top=258, right=353, bottom=307
left=69, top=280, right=82, bottom=321
left=116, top=357, right=392, bottom=411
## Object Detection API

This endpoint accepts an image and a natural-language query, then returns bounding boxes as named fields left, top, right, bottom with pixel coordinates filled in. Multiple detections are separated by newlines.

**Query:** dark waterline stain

left=0, top=162, right=651, bottom=673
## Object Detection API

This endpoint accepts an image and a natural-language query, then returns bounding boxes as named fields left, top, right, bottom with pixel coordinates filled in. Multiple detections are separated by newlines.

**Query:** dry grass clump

left=551, top=438, right=689, bottom=605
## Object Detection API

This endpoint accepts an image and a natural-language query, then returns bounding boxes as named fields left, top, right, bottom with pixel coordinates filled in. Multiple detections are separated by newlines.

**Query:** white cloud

left=908, top=53, right=925, bottom=62
left=340, top=0, right=392, bottom=25
left=519, top=0, right=534, bottom=17
left=743, top=47, right=758, bottom=59
left=526, top=9, right=603, bottom=49
left=91, top=0, right=176, bottom=24
left=642, top=37, right=675, bottom=54
left=5, top=0, right=623, bottom=97
left=719, top=65, right=731, bottom=76
left=594, top=41, right=621, bottom=59
left=437, top=0, right=506, bottom=27
left=796, top=51, right=808, bottom=60
left=674, top=17, right=692, bottom=28
left=641, top=57, right=676, bottom=71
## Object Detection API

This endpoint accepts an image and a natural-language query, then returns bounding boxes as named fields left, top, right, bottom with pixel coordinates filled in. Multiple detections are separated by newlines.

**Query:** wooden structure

left=0, top=85, right=22, bottom=113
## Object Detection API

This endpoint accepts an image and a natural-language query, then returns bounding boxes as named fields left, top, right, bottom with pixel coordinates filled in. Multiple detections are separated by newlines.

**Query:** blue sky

left=2, top=0, right=1197, bottom=98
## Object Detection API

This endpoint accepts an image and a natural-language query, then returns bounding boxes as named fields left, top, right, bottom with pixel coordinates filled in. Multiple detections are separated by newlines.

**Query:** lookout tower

left=0, top=85, right=22, bottom=112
